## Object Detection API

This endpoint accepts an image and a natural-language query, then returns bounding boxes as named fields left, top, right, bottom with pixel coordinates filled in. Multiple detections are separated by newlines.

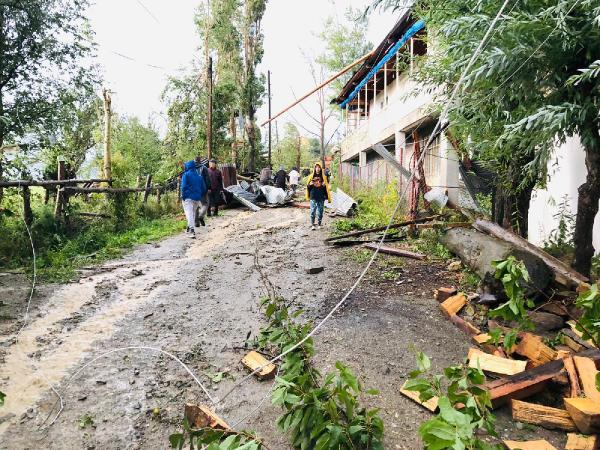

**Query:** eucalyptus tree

left=369, top=0, right=600, bottom=276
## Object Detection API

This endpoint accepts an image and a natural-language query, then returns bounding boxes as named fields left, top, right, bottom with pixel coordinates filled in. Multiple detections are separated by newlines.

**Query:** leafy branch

left=169, top=421, right=265, bottom=450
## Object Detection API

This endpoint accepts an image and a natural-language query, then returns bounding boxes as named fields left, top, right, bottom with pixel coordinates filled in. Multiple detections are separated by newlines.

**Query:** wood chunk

left=305, top=266, right=324, bottom=274
left=363, top=243, right=426, bottom=260
left=399, top=382, right=439, bottom=412
left=563, top=356, right=582, bottom=398
left=564, top=333, right=587, bottom=353
left=440, top=293, right=467, bottom=317
left=435, top=287, right=457, bottom=303
left=468, top=348, right=527, bottom=376
left=449, top=314, right=481, bottom=336
left=511, top=399, right=576, bottom=431
left=184, top=404, right=230, bottom=430
left=566, top=433, right=599, bottom=450
left=565, top=398, right=600, bottom=434
left=241, top=351, right=277, bottom=380
left=540, top=302, right=569, bottom=317
left=504, top=440, right=557, bottom=450
left=486, top=349, right=600, bottom=409
left=556, top=349, right=573, bottom=359
left=514, top=332, right=558, bottom=367
left=473, top=333, right=492, bottom=345
left=573, top=356, right=600, bottom=402
left=567, top=321, right=597, bottom=348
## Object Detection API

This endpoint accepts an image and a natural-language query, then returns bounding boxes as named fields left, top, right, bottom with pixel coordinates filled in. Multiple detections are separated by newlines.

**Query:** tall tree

left=272, top=123, right=313, bottom=170
left=0, top=0, right=96, bottom=188
left=370, top=0, right=600, bottom=276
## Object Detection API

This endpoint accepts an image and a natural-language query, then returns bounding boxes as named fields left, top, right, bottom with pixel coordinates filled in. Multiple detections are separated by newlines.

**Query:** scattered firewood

left=504, top=440, right=557, bottom=450
left=363, top=243, right=426, bottom=260
left=399, top=382, right=439, bottom=412
left=468, top=348, right=526, bottom=376
left=563, top=330, right=589, bottom=353
left=567, top=320, right=597, bottom=348
left=241, top=351, right=277, bottom=380
left=440, top=293, right=467, bottom=317
left=485, top=349, right=600, bottom=409
left=572, top=356, right=600, bottom=402
left=564, top=398, right=600, bottom=435
left=565, top=433, right=599, bottom=450
left=324, top=215, right=440, bottom=242
left=434, top=287, right=457, bottom=303
left=510, top=399, right=576, bottom=431
left=556, top=349, right=573, bottom=359
left=562, top=356, right=583, bottom=398
left=540, top=302, right=570, bottom=317
left=514, top=332, right=558, bottom=367
left=184, top=404, right=230, bottom=430
left=449, top=314, right=481, bottom=336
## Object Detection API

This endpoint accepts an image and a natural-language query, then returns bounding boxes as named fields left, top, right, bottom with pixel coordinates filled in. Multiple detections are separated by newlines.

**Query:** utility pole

left=102, top=88, right=112, bottom=183
left=207, top=56, right=213, bottom=160
left=267, top=70, right=272, bottom=167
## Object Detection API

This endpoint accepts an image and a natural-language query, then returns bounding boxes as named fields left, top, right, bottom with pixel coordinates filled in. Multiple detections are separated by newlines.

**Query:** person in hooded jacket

left=274, top=165, right=287, bottom=189
left=181, top=160, right=207, bottom=238
left=194, top=156, right=211, bottom=227
left=305, top=161, right=332, bottom=230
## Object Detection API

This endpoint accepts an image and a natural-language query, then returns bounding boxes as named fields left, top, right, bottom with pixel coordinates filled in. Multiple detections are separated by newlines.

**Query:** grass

left=409, top=229, right=452, bottom=261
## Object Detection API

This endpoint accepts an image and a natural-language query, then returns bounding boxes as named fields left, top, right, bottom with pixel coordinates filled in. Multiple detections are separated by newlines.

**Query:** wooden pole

left=22, top=185, right=33, bottom=228
left=102, top=89, right=112, bottom=183
left=267, top=69, right=272, bottom=167
left=54, top=159, right=66, bottom=218
left=143, top=174, right=152, bottom=203
left=156, top=187, right=161, bottom=205
left=207, top=56, right=213, bottom=160
left=260, top=50, right=374, bottom=127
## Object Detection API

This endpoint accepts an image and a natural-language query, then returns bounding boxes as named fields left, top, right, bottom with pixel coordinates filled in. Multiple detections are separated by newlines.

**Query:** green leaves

left=574, top=284, right=600, bottom=350
left=0, top=391, right=5, bottom=406
left=489, top=257, right=533, bottom=329
left=168, top=427, right=262, bottom=450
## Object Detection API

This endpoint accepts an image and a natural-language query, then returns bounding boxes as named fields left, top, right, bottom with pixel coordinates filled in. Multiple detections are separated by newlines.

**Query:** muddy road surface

left=0, top=208, right=554, bottom=449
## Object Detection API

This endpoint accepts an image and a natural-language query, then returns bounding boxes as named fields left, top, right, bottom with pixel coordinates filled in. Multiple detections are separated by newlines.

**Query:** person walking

left=274, top=165, right=287, bottom=189
left=181, top=160, right=207, bottom=239
left=305, top=161, right=331, bottom=230
left=259, top=165, right=273, bottom=185
left=207, top=159, right=224, bottom=217
left=288, top=167, right=300, bottom=193
left=194, top=156, right=211, bottom=227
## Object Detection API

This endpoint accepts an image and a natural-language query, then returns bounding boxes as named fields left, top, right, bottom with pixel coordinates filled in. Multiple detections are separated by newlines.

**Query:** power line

left=136, top=0, right=161, bottom=24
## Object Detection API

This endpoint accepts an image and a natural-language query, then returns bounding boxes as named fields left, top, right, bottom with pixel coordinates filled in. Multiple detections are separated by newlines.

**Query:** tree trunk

left=572, top=129, right=600, bottom=277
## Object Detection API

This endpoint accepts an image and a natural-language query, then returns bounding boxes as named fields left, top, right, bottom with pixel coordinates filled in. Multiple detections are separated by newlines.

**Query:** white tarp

left=260, top=185, right=287, bottom=204
left=325, top=188, right=357, bottom=216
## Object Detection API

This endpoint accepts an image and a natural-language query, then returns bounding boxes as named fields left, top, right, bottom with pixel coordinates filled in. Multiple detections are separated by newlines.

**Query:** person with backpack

left=181, top=160, right=207, bottom=239
left=305, top=161, right=331, bottom=230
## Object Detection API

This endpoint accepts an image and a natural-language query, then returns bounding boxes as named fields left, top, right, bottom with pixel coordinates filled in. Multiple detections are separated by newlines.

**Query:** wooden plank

left=567, top=321, right=597, bottom=348
left=565, top=398, right=600, bottom=435
left=566, top=433, right=599, bottom=450
left=511, top=399, right=577, bottom=431
left=564, top=333, right=587, bottom=353
left=486, top=349, right=600, bottom=409
left=514, top=332, right=558, bottom=367
left=504, top=440, right=557, bottom=450
left=184, top=404, right=230, bottom=430
left=440, top=294, right=467, bottom=317
left=434, top=287, right=457, bottom=303
left=324, top=215, right=440, bottom=242
left=241, top=351, right=277, bottom=380
left=573, top=356, right=600, bottom=402
left=563, top=356, right=583, bottom=398
left=468, top=348, right=526, bottom=376
left=449, top=314, right=481, bottom=336
left=399, top=382, right=439, bottom=412
left=363, top=243, right=426, bottom=260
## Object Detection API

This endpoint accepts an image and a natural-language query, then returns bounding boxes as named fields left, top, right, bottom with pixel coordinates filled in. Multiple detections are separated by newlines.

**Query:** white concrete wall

left=528, top=135, right=600, bottom=252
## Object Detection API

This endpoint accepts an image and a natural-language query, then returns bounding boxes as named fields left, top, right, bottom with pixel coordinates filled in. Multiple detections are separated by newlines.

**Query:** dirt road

left=0, top=208, right=557, bottom=449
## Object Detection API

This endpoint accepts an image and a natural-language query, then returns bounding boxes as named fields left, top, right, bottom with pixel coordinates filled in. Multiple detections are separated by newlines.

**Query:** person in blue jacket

left=181, top=160, right=207, bottom=238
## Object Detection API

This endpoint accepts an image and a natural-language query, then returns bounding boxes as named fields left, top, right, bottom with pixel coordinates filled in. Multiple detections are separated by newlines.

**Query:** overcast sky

left=87, top=0, right=400, bottom=138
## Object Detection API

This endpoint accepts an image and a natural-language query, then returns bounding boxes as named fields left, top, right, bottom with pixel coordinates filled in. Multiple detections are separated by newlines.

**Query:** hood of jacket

left=184, top=160, right=196, bottom=171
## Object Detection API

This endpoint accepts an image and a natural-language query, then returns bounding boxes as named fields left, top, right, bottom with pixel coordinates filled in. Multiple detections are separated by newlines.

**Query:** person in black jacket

left=194, top=156, right=211, bottom=226
left=274, top=165, right=287, bottom=189
left=207, top=159, right=224, bottom=216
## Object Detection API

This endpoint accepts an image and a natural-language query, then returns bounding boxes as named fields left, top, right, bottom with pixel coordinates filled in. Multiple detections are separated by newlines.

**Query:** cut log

left=540, top=302, right=570, bottom=317
left=563, top=356, right=583, bottom=398
left=514, top=332, right=558, bottom=367
left=473, top=219, right=589, bottom=288
left=468, top=348, right=526, bottom=376
left=399, top=382, right=439, bottom=412
left=567, top=320, right=597, bottom=348
left=572, top=356, right=600, bottom=402
left=504, top=440, right=557, bottom=450
left=363, top=243, right=426, bottom=260
left=324, top=215, right=440, bottom=242
left=566, top=433, right=599, bottom=450
left=510, top=399, right=576, bottom=431
left=564, top=398, right=600, bottom=434
left=528, top=311, right=564, bottom=331
left=485, top=349, right=600, bottom=408
left=449, top=314, right=481, bottom=336
left=241, top=351, right=277, bottom=380
left=184, top=404, right=230, bottom=430
left=440, top=293, right=467, bottom=317
left=564, top=332, right=588, bottom=353
left=434, top=287, right=457, bottom=303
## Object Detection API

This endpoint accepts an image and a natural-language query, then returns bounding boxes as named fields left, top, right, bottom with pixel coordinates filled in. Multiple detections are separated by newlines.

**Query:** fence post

left=22, top=185, right=33, bottom=228
left=143, top=174, right=152, bottom=204
left=54, top=158, right=66, bottom=218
